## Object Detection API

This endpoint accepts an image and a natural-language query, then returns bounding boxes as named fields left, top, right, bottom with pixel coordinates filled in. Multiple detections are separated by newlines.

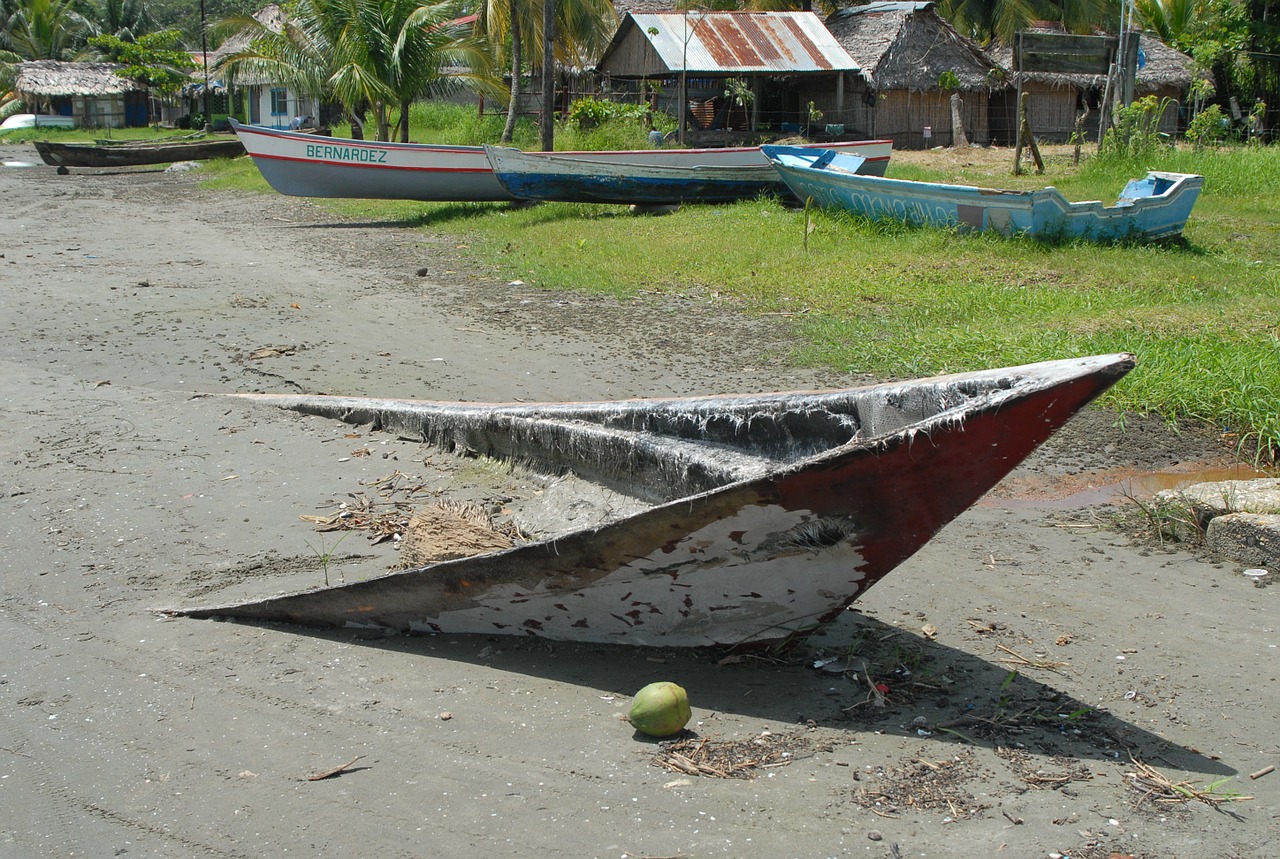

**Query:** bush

left=1100, top=95, right=1172, bottom=160
left=567, top=97, right=650, bottom=129
left=1185, top=104, right=1228, bottom=148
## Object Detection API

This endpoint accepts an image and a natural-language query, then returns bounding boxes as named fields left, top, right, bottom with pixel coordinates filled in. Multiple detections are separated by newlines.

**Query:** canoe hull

left=486, top=145, right=789, bottom=204
left=34, top=137, right=245, bottom=168
left=229, top=119, right=891, bottom=203
left=174, top=355, right=1134, bottom=647
left=762, top=145, right=1203, bottom=242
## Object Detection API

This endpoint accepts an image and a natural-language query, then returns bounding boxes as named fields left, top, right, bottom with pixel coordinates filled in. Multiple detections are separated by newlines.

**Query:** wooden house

left=823, top=2, right=1000, bottom=149
left=211, top=4, right=322, bottom=130
left=988, top=27, right=1204, bottom=144
left=594, top=10, right=861, bottom=144
left=13, top=61, right=150, bottom=128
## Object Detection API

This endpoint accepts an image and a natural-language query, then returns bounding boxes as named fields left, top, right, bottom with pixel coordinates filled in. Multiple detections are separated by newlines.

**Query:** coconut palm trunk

left=399, top=98, right=412, bottom=141
left=501, top=3, right=521, bottom=144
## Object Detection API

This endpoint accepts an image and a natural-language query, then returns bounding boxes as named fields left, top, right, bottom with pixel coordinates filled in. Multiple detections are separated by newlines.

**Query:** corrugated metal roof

left=627, top=12, right=859, bottom=74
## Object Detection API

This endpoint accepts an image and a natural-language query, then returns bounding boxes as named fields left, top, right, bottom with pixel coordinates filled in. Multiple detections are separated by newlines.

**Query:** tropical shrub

left=1100, top=95, right=1172, bottom=160
left=1185, top=103, right=1228, bottom=147
left=567, top=96, right=650, bottom=129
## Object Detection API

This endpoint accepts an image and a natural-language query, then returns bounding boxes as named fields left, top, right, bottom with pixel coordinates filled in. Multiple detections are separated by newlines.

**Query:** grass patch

left=200, top=106, right=1280, bottom=462
left=1, top=125, right=230, bottom=144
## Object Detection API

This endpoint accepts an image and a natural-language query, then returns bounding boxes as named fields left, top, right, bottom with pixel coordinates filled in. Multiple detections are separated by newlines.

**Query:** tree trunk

left=949, top=93, right=969, bottom=147
left=399, top=99, right=411, bottom=143
left=501, top=5, right=521, bottom=145
left=540, top=0, right=554, bottom=152
left=348, top=104, right=367, bottom=140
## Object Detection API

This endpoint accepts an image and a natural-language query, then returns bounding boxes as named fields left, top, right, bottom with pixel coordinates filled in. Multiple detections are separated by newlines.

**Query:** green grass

left=0, top=125, right=224, bottom=144
left=201, top=108, right=1280, bottom=462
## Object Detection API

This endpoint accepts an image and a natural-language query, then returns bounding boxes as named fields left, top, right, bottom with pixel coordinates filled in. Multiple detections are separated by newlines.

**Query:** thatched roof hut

left=14, top=61, right=149, bottom=128
left=14, top=61, right=143, bottom=98
left=823, top=2, right=1000, bottom=148
left=987, top=28, right=1205, bottom=143
left=610, top=0, right=672, bottom=16
left=210, top=3, right=289, bottom=86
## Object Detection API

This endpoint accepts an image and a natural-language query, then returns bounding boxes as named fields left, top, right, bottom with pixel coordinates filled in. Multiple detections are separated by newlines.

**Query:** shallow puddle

left=986, top=461, right=1277, bottom=510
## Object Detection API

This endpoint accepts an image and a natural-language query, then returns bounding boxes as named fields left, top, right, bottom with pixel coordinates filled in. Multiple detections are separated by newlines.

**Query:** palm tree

left=935, top=0, right=1035, bottom=43
left=936, top=0, right=1121, bottom=44
left=92, top=0, right=156, bottom=41
left=3, top=0, right=94, bottom=60
left=475, top=0, right=615, bottom=145
left=1133, top=0, right=1196, bottom=44
left=390, top=0, right=497, bottom=141
left=217, top=0, right=496, bottom=142
left=476, top=0, right=523, bottom=142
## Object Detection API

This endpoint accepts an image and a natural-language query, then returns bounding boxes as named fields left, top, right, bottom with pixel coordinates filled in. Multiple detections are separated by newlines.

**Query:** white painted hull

left=230, top=119, right=892, bottom=203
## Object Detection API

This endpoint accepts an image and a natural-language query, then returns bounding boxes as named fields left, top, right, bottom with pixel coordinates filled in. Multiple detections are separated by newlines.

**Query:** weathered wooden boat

left=761, top=145, right=1204, bottom=242
left=34, top=136, right=245, bottom=168
left=172, top=354, right=1134, bottom=647
left=229, top=118, right=891, bottom=203
left=485, top=144, right=791, bottom=205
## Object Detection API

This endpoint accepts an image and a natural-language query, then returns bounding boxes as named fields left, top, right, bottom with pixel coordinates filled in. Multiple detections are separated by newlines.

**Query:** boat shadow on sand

left=276, top=202, right=512, bottom=230
left=244, top=609, right=1233, bottom=778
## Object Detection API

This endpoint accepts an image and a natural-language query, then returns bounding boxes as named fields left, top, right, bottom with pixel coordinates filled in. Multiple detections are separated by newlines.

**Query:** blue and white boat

left=485, top=144, right=789, bottom=205
left=761, top=145, right=1204, bottom=242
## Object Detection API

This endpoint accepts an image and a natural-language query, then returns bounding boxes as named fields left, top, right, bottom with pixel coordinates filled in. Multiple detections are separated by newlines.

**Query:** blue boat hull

left=762, top=146, right=1203, bottom=242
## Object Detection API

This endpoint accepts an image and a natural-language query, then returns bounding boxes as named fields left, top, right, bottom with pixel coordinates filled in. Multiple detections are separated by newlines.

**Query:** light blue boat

left=760, top=145, right=1204, bottom=242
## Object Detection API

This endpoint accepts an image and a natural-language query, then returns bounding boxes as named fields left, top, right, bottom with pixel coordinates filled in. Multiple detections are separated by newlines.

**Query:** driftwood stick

left=306, top=755, right=366, bottom=781
left=1249, top=765, right=1275, bottom=780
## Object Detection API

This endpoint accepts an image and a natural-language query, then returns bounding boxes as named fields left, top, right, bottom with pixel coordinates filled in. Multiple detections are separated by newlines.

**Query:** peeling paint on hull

left=172, top=354, right=1135, bottom=646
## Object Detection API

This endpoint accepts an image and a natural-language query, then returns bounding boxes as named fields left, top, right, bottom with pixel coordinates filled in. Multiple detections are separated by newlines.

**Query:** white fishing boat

left=230, top=119, right=891, bottom=203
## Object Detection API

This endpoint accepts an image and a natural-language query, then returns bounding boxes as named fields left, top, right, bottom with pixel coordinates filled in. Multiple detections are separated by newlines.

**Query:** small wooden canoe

left=172, top=354, right=1134, bottom=647
left=34, top=136, right=245, bottom=168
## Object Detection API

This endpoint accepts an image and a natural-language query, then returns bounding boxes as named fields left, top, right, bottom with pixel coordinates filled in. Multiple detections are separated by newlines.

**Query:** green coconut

left=626, top=681, right=691, bottom=737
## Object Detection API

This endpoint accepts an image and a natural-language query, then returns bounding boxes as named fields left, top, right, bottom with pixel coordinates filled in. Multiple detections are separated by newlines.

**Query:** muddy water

left=986, top=461, right=1277, bottom=509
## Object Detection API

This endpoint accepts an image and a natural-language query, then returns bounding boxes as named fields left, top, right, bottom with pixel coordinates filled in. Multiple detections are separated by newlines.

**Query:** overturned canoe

left=174, top=354, right=1134, bottom=647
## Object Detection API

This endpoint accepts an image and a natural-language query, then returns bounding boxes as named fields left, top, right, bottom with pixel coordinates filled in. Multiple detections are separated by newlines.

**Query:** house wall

left=1009, top=83, right=1082, bottom=143
left=46, top=94, right=138, bottom=128
left=245, top=84, right=321, bottom=129
left=827, top=87, right=990, bottom=149
left=994, top=83, right=1185, bottom=145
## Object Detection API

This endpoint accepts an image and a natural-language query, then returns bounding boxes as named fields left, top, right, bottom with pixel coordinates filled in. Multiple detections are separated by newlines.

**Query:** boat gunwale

left=231, top=118, right=893, bottom=164
left=763, top=144, right=1203, bottom=209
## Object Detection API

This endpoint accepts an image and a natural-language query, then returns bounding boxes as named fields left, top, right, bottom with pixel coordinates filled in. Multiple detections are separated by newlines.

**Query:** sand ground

left=1, top=144, right=1275, bottom=858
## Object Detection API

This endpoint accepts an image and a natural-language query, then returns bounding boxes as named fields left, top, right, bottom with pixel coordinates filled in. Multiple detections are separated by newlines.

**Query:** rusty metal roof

left=615, top=12, right=860, bottom=75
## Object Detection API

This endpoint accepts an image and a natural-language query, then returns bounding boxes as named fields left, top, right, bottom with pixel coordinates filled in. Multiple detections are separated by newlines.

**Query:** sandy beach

left=1, top=144, right=1275, bottom=858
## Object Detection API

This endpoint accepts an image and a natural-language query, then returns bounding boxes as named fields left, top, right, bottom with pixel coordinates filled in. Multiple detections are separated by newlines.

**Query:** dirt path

left=1, top=146, right=1274, bottom=859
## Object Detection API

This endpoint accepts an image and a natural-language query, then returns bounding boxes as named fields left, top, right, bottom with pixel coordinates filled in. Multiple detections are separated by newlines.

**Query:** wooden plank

left=1015, top=33, right=1117, bottom=75
left=1019, top=53, right=1115, bottom=75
